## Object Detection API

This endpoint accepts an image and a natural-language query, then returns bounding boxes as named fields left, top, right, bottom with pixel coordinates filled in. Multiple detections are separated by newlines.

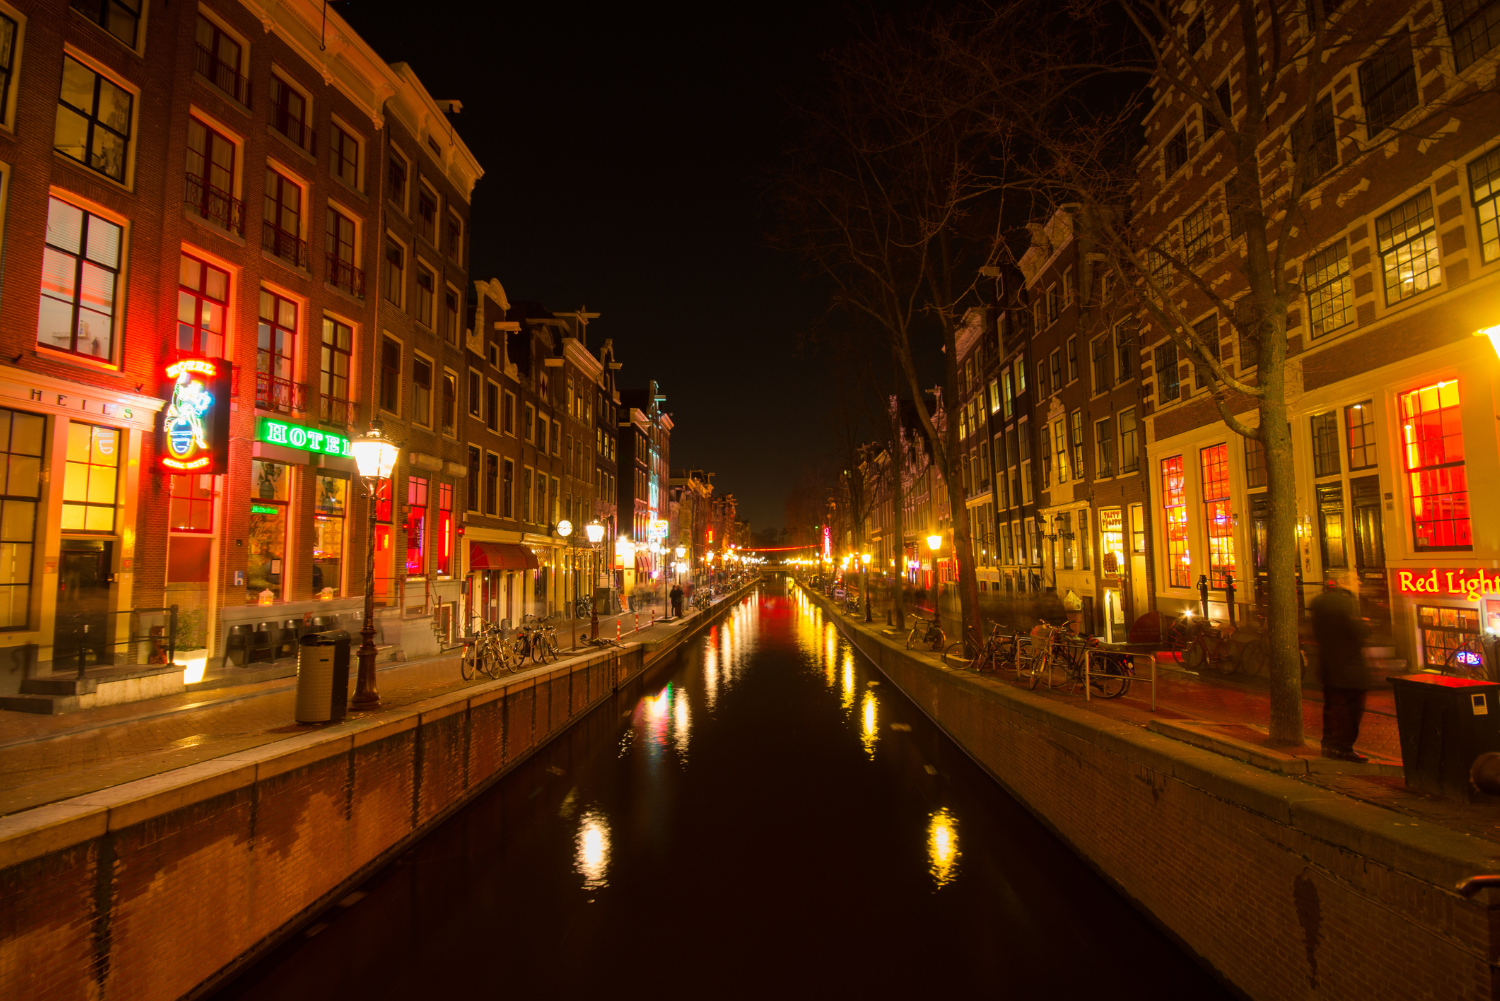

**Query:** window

left=1311, top=411, right=1341, bottom=477
left=1090, top=334, right=1110, bottom=391
left=502, top=459, right=515, bottom=518
left=406, top=476, right=427, bottom=575
left=1470, top=147, right=1500, bottom=264
left=1049, top=349, right=1061, bottom=391
left=0, top=409, right=41, bottom=626
left=1094, top=417, right=1115, bottom=478
left=412, top=357, right=432, bottom=426
left=71, top=0, right=139, bottom=47
left=1359, top=27, right=1417, bottom=136
left=269, top=74, right=311, bottom=150
left=1207, top=79, right=1232, bottom=134
left=418, top=188, right=437, bottom=243
left=1346, top=402, right=1377, bottom=470
left=55, top=56, right=133, bottom=182
left=1307, top=239, right=1353, bottom=337
left=1115, top=320, right=1135, bottom=382
left=1053, top=419, right=1069, bottom=483
left=247, top=460, right=289, bottom=599
left=320, top=317, right=352, bottom=425
left=1066, top=337, right=1078, bottom=382
left=1377, top=192, right=1439, bottom=304
left=1118, top=408, right=1139, bottom=473
left=186, top=117, right=239, bottom=233
left=1225, top=182, right=1246, bottom=240
left=1069, top=410, right=1084, bottom=472
left=1015, top=353, right=1026, bottom=394
left=1200, top=444, right=1235, bottom=586
left=1155, top=341, right=1180, bottom=405
left=39, top=198, right=122, bottom=361
left=415, top=265, right=435, bottom=327
left=383, top=237, right=404, bottom=305
left=1193, top=316, right=1220, bottom=388
left=380, top=336, right=401, bottom=414
left=525, top=402, right=536, bottom=443
left=441, top=374, right=456, bottom=434
left=63, top=422, right=119, bottom=532
left=1234, top=297, right=1258, bottom=369
left=1164, top=125, right=1188, bottom=176
left=325, top=208, right=361, bottom=297
left=1185, top=10, right=1205, bottom=52
left=195, top=15, right=246, bottom=105
left=467, top=446, right=480, bottom=511
left=1293, top=95, right=1338, bottom=187
left=168, top=472, right=214, bottom=534
left=1400, top=380, right=1471, bottom=550
left=467, top=370, right=482, bottom=417
left=1161, top=456, right=1190, bottom=588
left=447, top=212, right=463, bottom=262
left=1245, top=434, right=1268, bottom=488
left=177, top=254, right=228, bottom=358
left=444, top=288, right=460, bottom=343
left=330, top=123, right=359, bottom=188
left=1317, top=483, right=1347, bottom=569
left=1046, top=284, right=1059, bottom=325
left=1036, top=359, right=1048, bottom=397
left=485, top=381, right=498, bottom=431
left=436, top=483, right=453, bottom=576
left=256, top=290, right=298, bottom=412
left=1447, top=0, right=1500, bottom=72
left=263, top=169, right=305, bottom=266
left=484, top=453, right=498, bottom=515
left=312, top=475, right=345, bottom=596
left=503, top=391, right=516, bottom=435
left=388, top=155, right=408, bottom=208
left=1183, top=200, right=1212, bottom=263
left=1418, top=605, right=1482, bottom=670
left=1063, top=266, right=1074, bottom=305
left=1002, top=370, right=1014, bottom=418
left=522, top=467, right=533, bottom=522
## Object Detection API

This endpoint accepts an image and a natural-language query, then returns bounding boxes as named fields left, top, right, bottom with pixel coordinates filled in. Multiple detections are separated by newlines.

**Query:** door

left=55, top=540, right=112, bottom=669
left=1128, top=504, right=1149, bottom=627
left=1350, top=475, right=1389, bottom=627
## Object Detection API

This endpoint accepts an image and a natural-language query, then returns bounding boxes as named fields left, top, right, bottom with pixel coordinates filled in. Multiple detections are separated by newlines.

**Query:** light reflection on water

left=928, top=807, right=960, bottom=889
left=637, top=682, right=691, bottom=765
left=860, top=689, right=879, bottom=758
left=575, top=808, right=611, bottom=891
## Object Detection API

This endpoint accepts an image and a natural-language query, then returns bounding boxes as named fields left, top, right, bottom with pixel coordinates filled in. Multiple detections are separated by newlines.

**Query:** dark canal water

left=221, top=580, right=1230, bottom=1000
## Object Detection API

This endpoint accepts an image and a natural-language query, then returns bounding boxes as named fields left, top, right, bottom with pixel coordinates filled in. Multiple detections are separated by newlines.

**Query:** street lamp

left=861, top=552, right=872, bottom=622
left=350, top=425, right=400, bottom=710
left=927, top=533, right=942, bottom=601
left=586, top=520, right=604, bottom=639
left=558, top=519, right=576, bottom=648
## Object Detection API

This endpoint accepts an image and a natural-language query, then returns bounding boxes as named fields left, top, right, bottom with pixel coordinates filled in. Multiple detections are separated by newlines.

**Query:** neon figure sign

left=161, top=357, right=230, bottom=474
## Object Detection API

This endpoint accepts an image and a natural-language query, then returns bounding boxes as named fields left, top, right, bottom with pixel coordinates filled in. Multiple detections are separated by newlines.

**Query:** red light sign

left=1396, top=568, right=1500, bottom=602
left=160, top=356, right=230, bottom=475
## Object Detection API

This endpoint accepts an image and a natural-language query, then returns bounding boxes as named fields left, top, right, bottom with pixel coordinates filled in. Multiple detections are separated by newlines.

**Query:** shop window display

left=247, top=460, right=288, bottom=601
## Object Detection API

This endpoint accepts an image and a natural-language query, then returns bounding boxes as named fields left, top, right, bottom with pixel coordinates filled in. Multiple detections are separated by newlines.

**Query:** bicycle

left=1031, top=622, right=1133, bottom=698
left=944, top=622, right=1018, bottom=674
left=906, top=614, right=946, bottom=653
left=460, top=624, right=511, bottom=681
left=510, top=615, right=559, bottom=666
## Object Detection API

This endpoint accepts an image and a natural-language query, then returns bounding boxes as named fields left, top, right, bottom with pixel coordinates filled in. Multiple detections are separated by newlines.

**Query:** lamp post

left=861, top=552, right=872, bottom=621
left=350, top=425, right=400, bottom=710
left=927, top=533, right=942, bottom=611
left=586, top=519, right=604, bottom=638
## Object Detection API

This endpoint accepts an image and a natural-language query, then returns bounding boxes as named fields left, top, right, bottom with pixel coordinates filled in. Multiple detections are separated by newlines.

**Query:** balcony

left=194, top=45, right=250, bottom=106
left=326, top=253, right=366, bottom=298
left=184, top=173, right=244, bottom=235
left=320, top=395, right=352, bottom=427
left=261, top=222, right=308, bottom=269
left=270, top=108, right=315, bottom=155
left=256, top=373, right=305, bottom=414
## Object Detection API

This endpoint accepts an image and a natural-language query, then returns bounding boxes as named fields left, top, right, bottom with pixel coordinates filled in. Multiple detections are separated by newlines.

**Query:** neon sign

left=648, top=518, right=669, bottom=539
left=256, top=417, right=353, bottom=458
left=161, top=356, right=230, bottom=474
left=1397, top=568, right=1500, bottom=602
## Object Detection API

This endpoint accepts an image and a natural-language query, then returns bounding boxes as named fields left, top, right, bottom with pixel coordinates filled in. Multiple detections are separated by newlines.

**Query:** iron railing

left=57, top=605, right=179, bottom=678
left=326, top=252, right=366, bottom=297
left=184, top=171, right=245, bottom=234
left=320, top=394, right=351, bottom=426
left=194, top=44, right=250, bottom=105
left=256, top=372, right=306, bottom=413
left=270, top=107, right=315, bottom=154
left=262, top=221, right=309, bottom=268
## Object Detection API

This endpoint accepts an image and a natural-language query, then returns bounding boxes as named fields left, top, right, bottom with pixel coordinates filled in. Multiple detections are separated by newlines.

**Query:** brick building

left=617, top=380, right=670, bottom=600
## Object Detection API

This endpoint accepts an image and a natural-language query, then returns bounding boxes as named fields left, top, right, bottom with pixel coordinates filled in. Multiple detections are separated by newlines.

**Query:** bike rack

left=1083, top=649, right=1158, bottom=711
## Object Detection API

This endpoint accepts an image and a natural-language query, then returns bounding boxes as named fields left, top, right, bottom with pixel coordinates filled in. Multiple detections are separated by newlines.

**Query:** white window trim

left=39, top=184, right=128, bottom=371
left=328, top=112, right=365, bottom=192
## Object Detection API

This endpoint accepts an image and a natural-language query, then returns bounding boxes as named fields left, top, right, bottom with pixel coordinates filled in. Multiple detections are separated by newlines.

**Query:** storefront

left=467, top=540, right=538, bottom=628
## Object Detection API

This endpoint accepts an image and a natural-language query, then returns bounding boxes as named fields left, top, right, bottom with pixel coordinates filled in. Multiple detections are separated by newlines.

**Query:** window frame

left=38, top=193, right=125, bottom=364
left=55, top=50, right=135, bottom=185
left=268, top=69, right=313, bottom=152
left=1358, top=25, right=1418, bottom=138
left=329, top=116, right=362, bottom=191
left=379, top=334, right=401, bottom=416
left=383, top=233, right=405, bottom=307
left=411, top=353, right=433, bottom=428
left=1306, top=237, right=1354, bottom=338
left=1375, top=191, right=1440, bottom=305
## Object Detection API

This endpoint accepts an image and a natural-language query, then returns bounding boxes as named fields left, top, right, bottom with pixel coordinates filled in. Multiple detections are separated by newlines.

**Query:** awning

left=469, top=542, right=539, bottom=571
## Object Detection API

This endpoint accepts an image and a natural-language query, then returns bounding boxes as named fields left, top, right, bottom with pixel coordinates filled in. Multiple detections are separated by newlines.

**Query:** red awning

left=469, top=542, right=539, bottom=571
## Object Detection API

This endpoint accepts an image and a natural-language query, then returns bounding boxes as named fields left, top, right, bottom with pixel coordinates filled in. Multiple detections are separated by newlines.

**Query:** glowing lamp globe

left=675, top=546, right=686, bottom=558
left=351, top=429, right=399, bottom=481
left=586, top=521, right=605, bottom=544
left=927, top=534, right=942, bottom=552
left=861, top=553, right=871, bottom=565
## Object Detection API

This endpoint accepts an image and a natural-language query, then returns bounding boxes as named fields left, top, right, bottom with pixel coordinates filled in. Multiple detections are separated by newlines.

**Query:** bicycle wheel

left=944, top=640, right=976, bottom=670
left=1182, top=637, right=1210, bottom=672
left=1089, top=654, right=1132, bottom=699
left=478, top=639, right=503, bottom=680
left=906, top=628, right=920, bottom=651
left=1165, top=618, right=1196, bottom=661
left=505, top=637, right=529, bottom=673
left=1238, top=638, right=1269, bottom=677
left=460, top=643, right=477, bottom=680
left=536, top=633, right=558, bottom=664
left=993, top=637, right=1017, bottom=673
left=1044, top=649, right=1078, bottom=691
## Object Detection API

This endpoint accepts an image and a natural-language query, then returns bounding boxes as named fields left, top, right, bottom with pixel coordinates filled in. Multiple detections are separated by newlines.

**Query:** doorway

left=55, top=539, right=113, bottom=670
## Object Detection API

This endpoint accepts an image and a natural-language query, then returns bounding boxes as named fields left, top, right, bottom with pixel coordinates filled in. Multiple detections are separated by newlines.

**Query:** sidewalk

left=0, top=597, right=721, bottom=821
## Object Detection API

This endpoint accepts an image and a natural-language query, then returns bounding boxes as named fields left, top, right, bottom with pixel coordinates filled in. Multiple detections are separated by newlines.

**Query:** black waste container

left=1390, top=673, right=1500, bottom=801
left=295, top=630, right=351, bottom=723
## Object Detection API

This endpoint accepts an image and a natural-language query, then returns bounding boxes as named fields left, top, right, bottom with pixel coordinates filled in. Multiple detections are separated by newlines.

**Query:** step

left=1148, top=718, right=1403, bottom=777
left=0, top=693, right=87, bottom=714
left=1, top=663, right=186, bottom=715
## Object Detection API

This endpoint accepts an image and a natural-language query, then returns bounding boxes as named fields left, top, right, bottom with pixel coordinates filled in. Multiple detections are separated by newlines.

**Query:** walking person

left=1310, top=581, right=1372, bottom=763
left=669, top=583, right=683, bottom=619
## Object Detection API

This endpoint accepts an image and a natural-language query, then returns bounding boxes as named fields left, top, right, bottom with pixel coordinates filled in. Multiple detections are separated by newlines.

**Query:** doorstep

left=0, top=664, right=187, bottom=715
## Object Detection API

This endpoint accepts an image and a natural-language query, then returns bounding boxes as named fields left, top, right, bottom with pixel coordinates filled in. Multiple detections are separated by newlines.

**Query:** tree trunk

left=889, top=396, right=906, bottom=631
left=1259, top=307, right=1304, bottom=747
left=942, top=390, right=982, bottom=652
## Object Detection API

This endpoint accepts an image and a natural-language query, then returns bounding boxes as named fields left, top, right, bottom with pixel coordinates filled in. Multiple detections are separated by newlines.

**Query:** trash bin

left=1390, top=673, right=1500, bottom=801
left=295, top=630, right=351, bottom=723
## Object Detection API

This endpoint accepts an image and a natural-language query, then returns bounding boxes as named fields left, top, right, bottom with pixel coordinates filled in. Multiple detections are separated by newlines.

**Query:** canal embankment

left=0, top=579, right=759, bottom=1001
left=798, top=580, right=1500, bottom=1001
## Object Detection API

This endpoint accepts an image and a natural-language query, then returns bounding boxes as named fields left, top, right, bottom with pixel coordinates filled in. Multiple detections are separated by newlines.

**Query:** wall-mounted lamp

left=1475, top=324, right=1500, bottom=361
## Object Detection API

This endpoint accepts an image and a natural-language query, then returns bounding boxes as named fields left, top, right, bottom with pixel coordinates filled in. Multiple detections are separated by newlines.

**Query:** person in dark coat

left=669, top=584, right=683, bottom=618
left=1310, top=583, right=1372, bottom=762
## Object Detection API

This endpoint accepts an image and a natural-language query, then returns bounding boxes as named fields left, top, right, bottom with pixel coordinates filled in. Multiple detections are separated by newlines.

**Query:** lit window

left=71, top=0, right=140, bottom=48
left=1418, top=604, right=1481, bottom=670
left=1311, top=411, right=1341, bottom=477
left=38, top=197, right=122, bottom=360
left=1469, top=146, right=1500, bottom=264
left=257, top=290, right=298, bottom=413
left=1318, top=483, right=1347, bottom=569
left=63, top=422, right=119, bottom=532
left=313, top=475, right=346, bottom=597
left=1376, top=192, right=1440, bottom=305
left=1345, top=401, right=1377, bottom=470
left=177, top=254, right=229, bottom=358
left=1307, top=239, right=1353, bottom=338
left=1400, top=380, right=1472, bottom=550
left=1200, top=444, right=1235, bottom=586
left=0, top=410, right=43, bottom=628
left=320, top=318, right=352, bottom=425
left=406, top=476, right=427, bottom=575
left=437, top=483, right=453, bottom=575
left=1161, top=456, right=1190, bottom=588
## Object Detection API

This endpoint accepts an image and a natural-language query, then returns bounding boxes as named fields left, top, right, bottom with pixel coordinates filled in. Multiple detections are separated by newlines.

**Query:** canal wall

left=0, top=580, right=758, bottom=1001
left=800, top=583, right=1500, bottom=1001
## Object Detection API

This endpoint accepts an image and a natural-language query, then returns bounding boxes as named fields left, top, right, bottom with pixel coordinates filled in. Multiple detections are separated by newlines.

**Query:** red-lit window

left=437, top=483, right=453, bottom=576
left=406, top=475, right=427, bottom=575
left=168, top=474, right=214, bottom=532
left=1400, top=381, right=1472, bottom=551
left=1200, top=444, right=1235, bottom=586
left=1161, top=455, right=1190, bottom=588
left=178, top=254, right=228, bottom=358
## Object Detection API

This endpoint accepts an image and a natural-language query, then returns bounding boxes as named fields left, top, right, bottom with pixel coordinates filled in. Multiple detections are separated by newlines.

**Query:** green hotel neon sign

left=255, top=417, right=353, bottom=458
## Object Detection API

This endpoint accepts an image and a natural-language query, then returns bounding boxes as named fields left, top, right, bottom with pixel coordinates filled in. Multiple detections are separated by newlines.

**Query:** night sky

left=337, top=1, right=899, bottom=533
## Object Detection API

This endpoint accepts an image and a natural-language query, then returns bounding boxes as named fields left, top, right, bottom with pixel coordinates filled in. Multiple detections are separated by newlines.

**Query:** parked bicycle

left=460, top=623, right=520, bottom=680
left=944, top=622, right=1019, bottom=674
left=905, top=613, right=946, bottom=653
left=1028, top=620, right=1133, bottom=698
left=510, top=614, right=559, bottom=666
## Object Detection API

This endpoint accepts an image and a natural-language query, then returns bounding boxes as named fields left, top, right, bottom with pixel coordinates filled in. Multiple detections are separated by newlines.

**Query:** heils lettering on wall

left=1396, top=568, right=1500, bottom=603
left=160, top=356, right=231, bottom=474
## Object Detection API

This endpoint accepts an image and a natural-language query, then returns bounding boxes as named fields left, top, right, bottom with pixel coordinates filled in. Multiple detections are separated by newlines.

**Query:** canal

left=220, top=580, right=1230, bottom=999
